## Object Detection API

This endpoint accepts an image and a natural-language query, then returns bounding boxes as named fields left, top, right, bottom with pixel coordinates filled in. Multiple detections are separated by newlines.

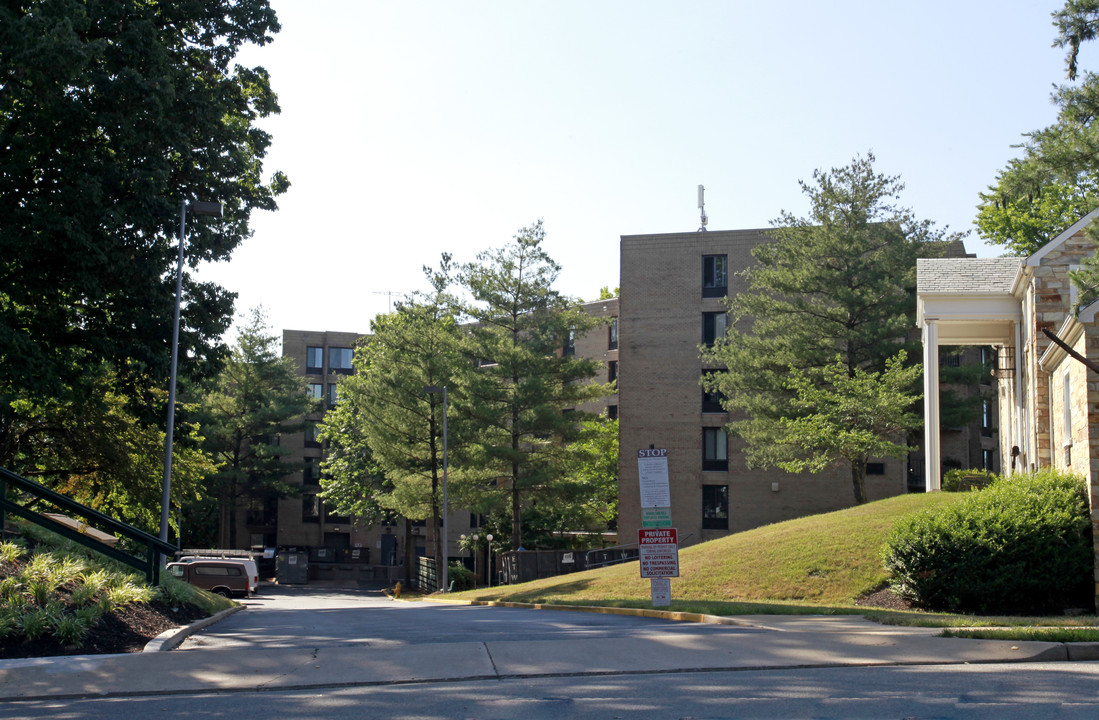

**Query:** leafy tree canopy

left=197, top=307, right=317, bottom=547
left=0, top=0, right=287, bottom=409
left=703, top=154, right=951, bottom=502
left=975, top=1, right=1099, bottom=255
left=776, top=352, right=923, bottom=504
left=459, top=220, right=612, bottom=549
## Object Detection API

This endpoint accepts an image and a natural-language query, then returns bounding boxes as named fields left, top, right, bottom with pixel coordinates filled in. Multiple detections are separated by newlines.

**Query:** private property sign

left=638, top=527, right=679, bottom=578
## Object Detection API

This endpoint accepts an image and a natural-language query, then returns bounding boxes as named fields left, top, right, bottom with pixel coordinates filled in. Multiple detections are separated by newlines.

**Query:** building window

left=306, top=347, right=324, bottom=374
left=865, top=462, right=885, bottom=475
left=328, top=347, right=354, bottom=375
left=703, top=312, right=728, bottom=346
left=608, top=318, right=618, bottom=350
left=302, top=494, right=320, bottom=522
left=608, top=360, right=618, bottom=384
left=563, top=327, right=575, bottom=356
left=304, top=420, right=322, bottom=448
left=327, top=383, right=339, bottom=407
left=303, top=457, right=320, bottom=485
left=307, top=383, right=323, bottom=400
left=703, top=255, right=728, bottom=298
left=703, top=427, right=728, bottom=471
left=702, top=371, right=726, bottom=413
left=981, top=399, right=993, bottom=438
left=982, top=448, right=995, bottom=472
left=606, top=404, right=618, bottom=420
left=702, top=485, right=729, bottom=530
left=324, top=501, right=350, bottom=524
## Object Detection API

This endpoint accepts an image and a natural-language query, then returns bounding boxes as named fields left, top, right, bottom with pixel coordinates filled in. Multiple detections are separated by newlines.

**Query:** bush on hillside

left=883, top=469, right=1094, bottom=615
left=448, top=562, right=475, bottom=591
left=942, top=468, right=999, bottom=492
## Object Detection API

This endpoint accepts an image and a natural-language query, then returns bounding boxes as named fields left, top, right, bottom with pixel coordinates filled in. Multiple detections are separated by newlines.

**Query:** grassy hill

left=457, top=492, right=966, bottom=612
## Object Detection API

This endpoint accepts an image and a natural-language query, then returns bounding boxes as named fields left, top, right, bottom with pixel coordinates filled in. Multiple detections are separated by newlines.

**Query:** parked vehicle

left=177, top=555, right=259, bottom=594
left=166, top=560, right=249, bottom=598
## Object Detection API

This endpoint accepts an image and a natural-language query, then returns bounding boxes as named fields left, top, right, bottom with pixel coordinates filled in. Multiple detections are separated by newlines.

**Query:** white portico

left=916, top=257, right=1022, bottom=491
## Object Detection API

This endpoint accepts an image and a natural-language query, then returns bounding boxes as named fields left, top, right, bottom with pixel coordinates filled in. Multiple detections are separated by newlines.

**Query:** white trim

left=1026, top=206, right=1099, bottom=267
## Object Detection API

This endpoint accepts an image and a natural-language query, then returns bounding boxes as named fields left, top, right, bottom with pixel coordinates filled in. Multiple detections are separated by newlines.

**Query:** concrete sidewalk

left=0, top=607, right=1088, bottom=702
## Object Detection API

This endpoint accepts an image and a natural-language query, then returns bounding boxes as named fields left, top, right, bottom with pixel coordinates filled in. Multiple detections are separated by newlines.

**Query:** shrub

left=448, top=562, right=476, bottom=591
left=53, top=614, right=89, bottom=646
left=942, top=468, right=999, bottom=492
left=0, top=540, right=24, bottom=563
left=883, top=469, right=1093, bottom=615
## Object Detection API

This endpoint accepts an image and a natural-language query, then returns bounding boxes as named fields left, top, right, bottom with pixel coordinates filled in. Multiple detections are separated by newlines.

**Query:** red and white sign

left=638, top=527, right=679, bottom=578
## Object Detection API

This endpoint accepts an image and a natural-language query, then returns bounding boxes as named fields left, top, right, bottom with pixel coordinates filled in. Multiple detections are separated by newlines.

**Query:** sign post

left=637, top=448, right=671, bottom=528
left=637, top=448, right=676, bottom=607
left=638, top=527, right=680, bottom=579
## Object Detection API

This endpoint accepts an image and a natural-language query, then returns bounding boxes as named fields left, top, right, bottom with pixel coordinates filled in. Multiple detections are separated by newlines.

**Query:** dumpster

left=277, top=551, right=309, bottom=584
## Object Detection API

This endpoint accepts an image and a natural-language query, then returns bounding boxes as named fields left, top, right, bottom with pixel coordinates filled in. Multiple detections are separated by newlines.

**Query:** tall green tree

left=775, top=353, right=923, bottom=503
left=321, top=257, right=470, bottom=579
left=198, top=308, right=317, bottom=548
left=703, top=154, right=952, bottom=503
left=0, top=1, right=287, bottom=465
left=975, top=1, right=1099, bottom=255
left=459, top=221, right=611, bottom=550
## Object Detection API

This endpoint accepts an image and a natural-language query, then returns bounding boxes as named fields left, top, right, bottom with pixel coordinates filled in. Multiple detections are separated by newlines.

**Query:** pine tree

left=703, top=154, right=953, bottom=503
left=458, top=221, right=610, bottom=549
left=198, top=308, right=317, bottom=548
left=321, top=257, right=469, bottom=579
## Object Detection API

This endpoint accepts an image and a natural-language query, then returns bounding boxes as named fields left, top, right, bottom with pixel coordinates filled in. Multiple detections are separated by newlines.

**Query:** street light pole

left=424, top=385, right=448, bottom=592
left=486, top=533, right=493, bottom=588
left=162, top=199, right=222, bottom=550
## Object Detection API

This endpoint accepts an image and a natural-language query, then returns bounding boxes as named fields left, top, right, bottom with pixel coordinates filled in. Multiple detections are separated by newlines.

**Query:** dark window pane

left=702, top=485, right=729, bottom=530
left=703, top=312, right=727, bottom=345
left=306, top=347, right=323, bottom=374
left=329, top=347, right=354, bottom=374
left=703, top=255, right=728, bottom=297
left=702, top=371, right=726, bottom=413
left=703, top=427, right=728, bottom=471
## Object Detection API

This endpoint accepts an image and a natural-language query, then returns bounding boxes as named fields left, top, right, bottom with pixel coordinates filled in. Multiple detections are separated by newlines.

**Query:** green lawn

left=452, top=492, right=1099, bottom=633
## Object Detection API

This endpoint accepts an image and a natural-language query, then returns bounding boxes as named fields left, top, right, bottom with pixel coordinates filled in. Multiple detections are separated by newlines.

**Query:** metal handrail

left=0, top=466, right=177, bottom=584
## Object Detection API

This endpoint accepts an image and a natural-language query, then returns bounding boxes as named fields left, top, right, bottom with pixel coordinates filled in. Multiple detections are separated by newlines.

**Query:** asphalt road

left=5, top=585, right=1099, bottom=719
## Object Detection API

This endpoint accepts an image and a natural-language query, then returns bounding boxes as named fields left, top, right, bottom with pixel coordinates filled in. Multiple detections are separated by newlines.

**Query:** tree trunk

left=403, top=517, right=413, bottom=584
left=511, top=477, right=521, bottom=550
left=850, top=460, right=868, bottom=505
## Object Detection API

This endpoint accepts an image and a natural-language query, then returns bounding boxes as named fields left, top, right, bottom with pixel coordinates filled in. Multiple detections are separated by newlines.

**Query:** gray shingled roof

left=917, top=257, right=1021, bottom=294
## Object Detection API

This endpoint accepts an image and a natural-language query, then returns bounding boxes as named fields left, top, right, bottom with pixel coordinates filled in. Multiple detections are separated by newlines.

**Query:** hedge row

left=883, top=469, right=1094, bottom=615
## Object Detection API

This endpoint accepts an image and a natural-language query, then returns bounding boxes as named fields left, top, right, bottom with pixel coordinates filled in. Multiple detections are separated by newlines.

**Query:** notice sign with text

left=637, top=448, right=670, bottom=508
left=650, top=577, right=671, bottom=607
left=638, top=527, right=679, bottom=578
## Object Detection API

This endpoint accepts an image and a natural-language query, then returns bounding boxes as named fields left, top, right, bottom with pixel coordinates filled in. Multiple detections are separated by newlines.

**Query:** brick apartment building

left=273, top=306, right=620, bottom=580
left=616, top=228, right=996, bottom=548
left=239, top=230, right=991, bottom=576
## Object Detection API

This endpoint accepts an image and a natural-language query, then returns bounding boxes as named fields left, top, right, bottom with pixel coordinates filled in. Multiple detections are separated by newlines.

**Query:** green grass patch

left=942, top=627, right=1099, bottom=642
left=451, top=492, right=1099, bottom=630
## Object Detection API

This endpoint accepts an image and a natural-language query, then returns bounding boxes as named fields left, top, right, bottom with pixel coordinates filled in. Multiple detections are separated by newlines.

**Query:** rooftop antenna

left=697, top=184, right=708, bottom=232
left=372, top=290, right=404, bottom=313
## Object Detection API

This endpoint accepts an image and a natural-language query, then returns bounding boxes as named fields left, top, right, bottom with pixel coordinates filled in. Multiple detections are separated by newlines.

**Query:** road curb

left=422, top=596, right=768, bottom=628
left=417, top=596, right=1099, bottom=660
left=143, top=604, right=246, bottom=653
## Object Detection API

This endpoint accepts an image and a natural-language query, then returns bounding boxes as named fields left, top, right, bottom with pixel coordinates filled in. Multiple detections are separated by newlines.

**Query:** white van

left=177, top=555, right=259, bottom=595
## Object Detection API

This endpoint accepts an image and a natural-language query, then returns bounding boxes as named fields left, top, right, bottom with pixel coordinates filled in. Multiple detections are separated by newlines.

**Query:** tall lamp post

left=486, top=533, right=494, bottom=588
left=424, top=385, right=448, bottom=592
left=161, top=199, right=222, bottom=550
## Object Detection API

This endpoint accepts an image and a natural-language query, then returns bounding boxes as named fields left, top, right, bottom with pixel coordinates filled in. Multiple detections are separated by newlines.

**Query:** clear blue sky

left=198, top=0, right=1089, bottom=335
